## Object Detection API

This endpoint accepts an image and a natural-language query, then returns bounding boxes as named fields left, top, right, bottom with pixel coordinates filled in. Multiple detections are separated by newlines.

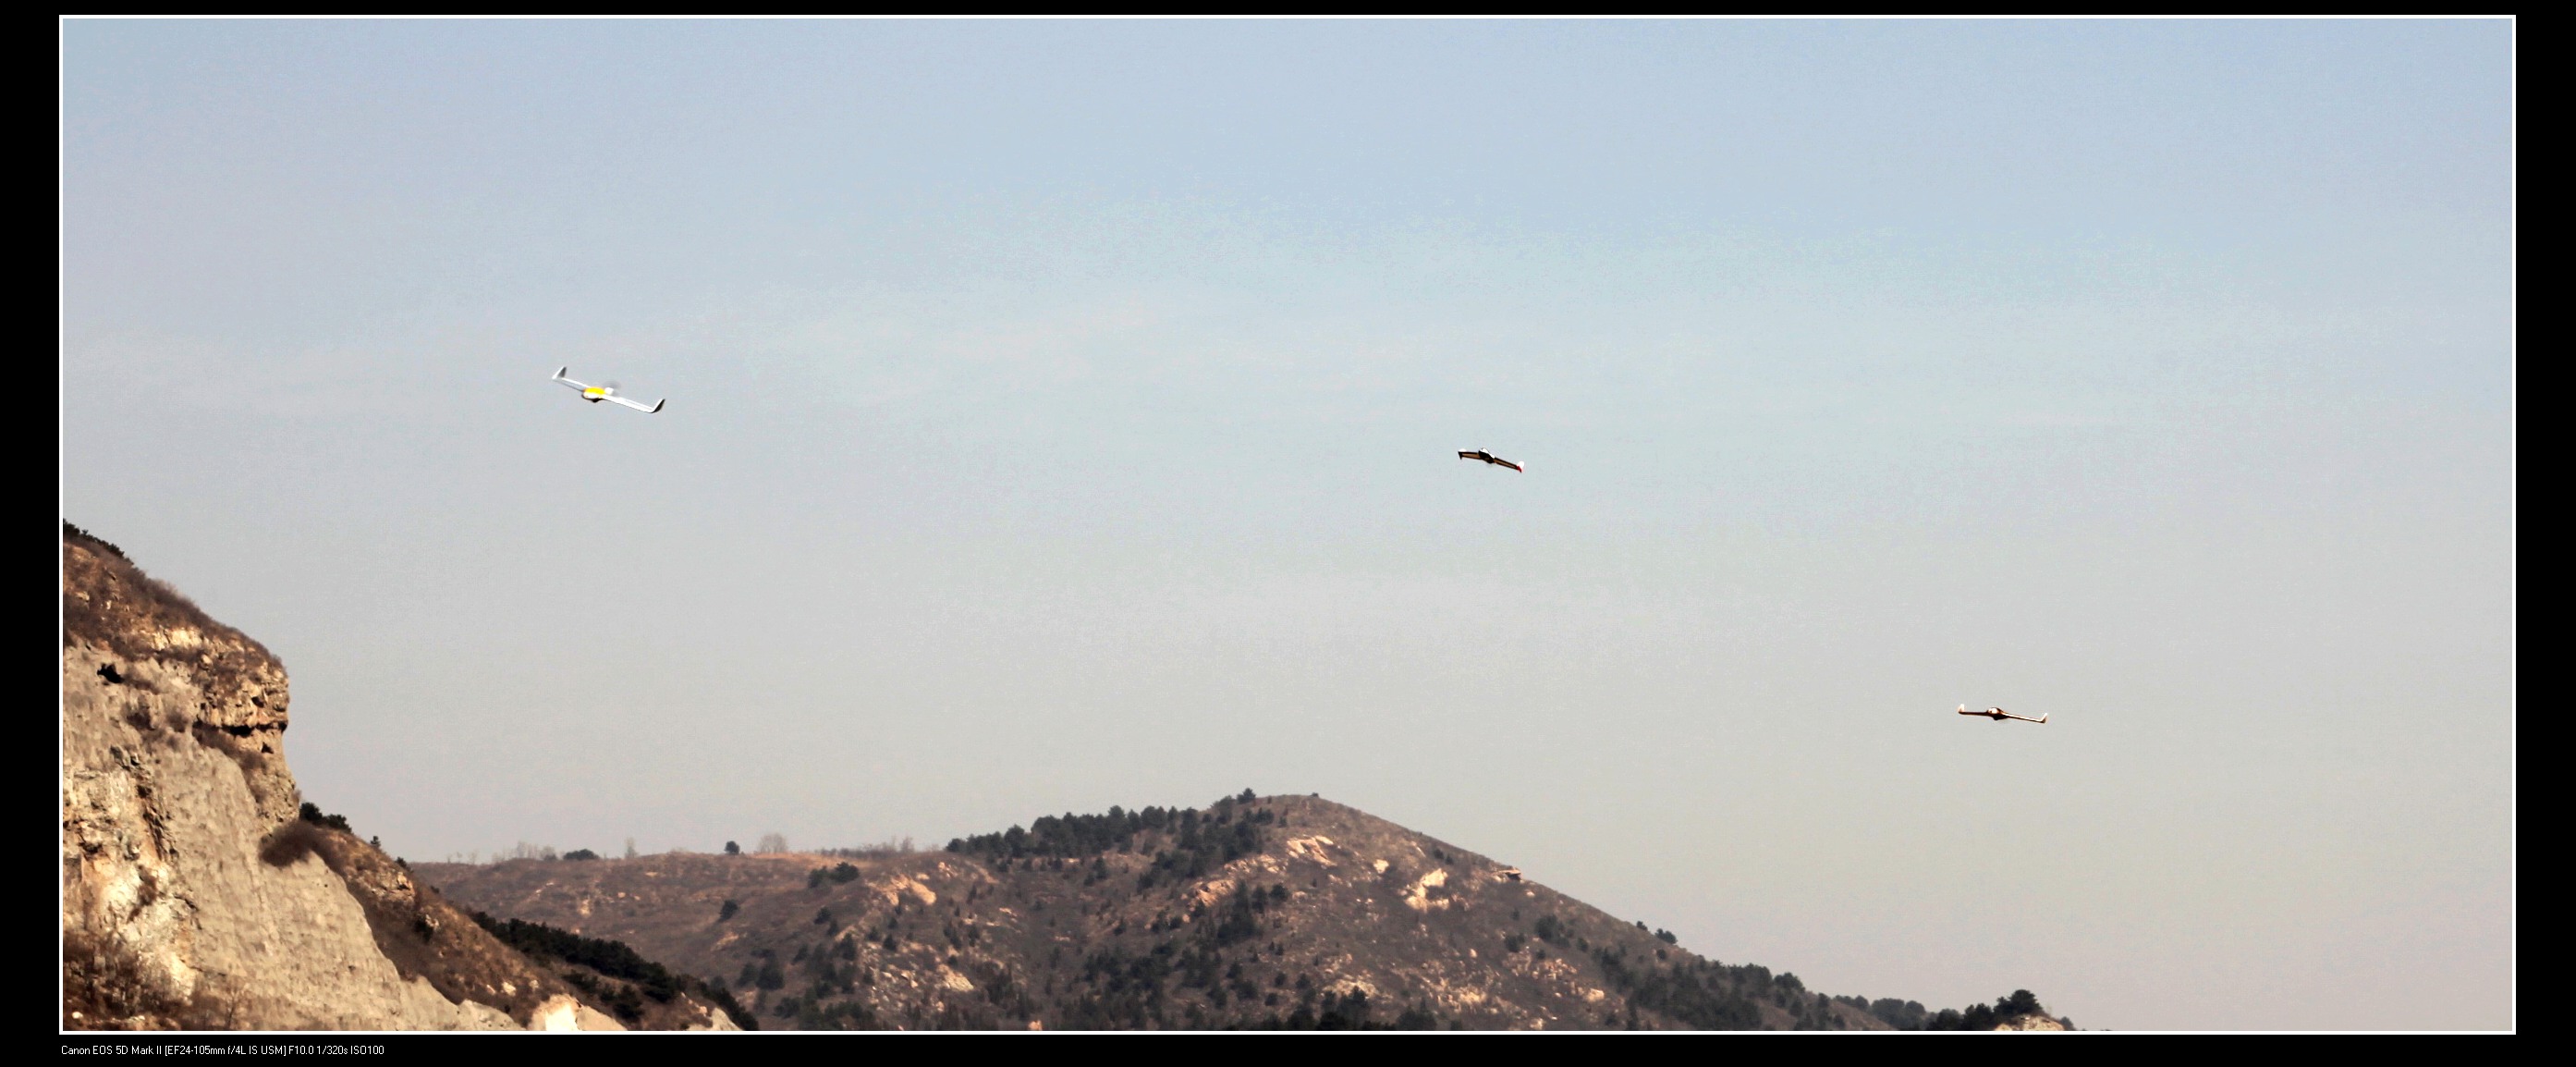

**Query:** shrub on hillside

left=804, top=863, right=861, bottom=889
left=258, top=818, right=327, bottom=868
left=298, top=803, right=352, bottom=834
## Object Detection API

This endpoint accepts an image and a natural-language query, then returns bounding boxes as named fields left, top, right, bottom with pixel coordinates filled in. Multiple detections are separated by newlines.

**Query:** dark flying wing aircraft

left=1459, top=450, right=1523, bottom=472
left=1957, top=704, right=2048, bottom=724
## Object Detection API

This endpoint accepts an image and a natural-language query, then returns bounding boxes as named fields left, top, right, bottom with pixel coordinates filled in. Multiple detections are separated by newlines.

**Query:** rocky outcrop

left=1996, top=1012, right=2070, bottom=1031
left=59, top=527, right=663, bottom=1031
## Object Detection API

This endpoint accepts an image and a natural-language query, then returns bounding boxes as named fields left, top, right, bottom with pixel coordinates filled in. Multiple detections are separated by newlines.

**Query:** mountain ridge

left=423, top=793, right=2069, bottom=1030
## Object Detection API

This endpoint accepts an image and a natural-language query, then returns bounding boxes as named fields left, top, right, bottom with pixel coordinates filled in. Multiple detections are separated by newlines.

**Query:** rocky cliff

left=59, top=525, right=734, bottom=1032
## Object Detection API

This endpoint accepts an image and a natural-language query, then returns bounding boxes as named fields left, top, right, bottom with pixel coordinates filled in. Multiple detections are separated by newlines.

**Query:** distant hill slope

left=61, top=524, right=738, bottom=1031
left=421, top=795, right=2070, bottom=1030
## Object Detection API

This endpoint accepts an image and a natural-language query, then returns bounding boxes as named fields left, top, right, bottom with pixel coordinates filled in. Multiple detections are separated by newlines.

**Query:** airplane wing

left=606, top=395, right=665, bottom=413
left=1996, top=710, right=2046, bottom=723
left=553, top=369, right=591, bottom=391
left=1496, top=459, right=1523, bottom=472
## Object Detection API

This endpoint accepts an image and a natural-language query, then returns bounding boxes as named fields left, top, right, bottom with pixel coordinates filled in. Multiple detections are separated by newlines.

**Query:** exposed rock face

left=63, top=532, right=297, bottom=828
left=1996, top=1012, right=2069, bottom=1031
left=59, top=528, right=691, bottom=1031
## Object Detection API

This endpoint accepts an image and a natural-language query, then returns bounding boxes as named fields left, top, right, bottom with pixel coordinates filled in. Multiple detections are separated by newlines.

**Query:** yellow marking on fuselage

left=584, top=387, right=606, bottom=398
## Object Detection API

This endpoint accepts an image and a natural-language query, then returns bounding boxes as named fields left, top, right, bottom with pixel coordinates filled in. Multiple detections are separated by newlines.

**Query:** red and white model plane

left=1958, top=704, right=2047, bottom=724
left=553, top=367, right=664, bottom=413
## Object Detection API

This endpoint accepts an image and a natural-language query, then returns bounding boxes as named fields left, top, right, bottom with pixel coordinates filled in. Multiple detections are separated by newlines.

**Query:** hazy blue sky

left=61, top=18, right=2511, bottom=1029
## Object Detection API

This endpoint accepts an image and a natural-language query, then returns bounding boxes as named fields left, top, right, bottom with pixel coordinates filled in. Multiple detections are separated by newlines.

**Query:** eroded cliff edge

left=60, top=525, right=726, bottom=1031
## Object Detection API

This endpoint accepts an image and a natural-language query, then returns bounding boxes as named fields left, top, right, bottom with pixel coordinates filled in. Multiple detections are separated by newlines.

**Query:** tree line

left=469, top=911, right=755, bottom=1029
left=946, top=791, right=1273, bottom=864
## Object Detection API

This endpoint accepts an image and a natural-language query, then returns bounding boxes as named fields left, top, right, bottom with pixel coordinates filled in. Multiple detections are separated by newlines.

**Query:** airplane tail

left=649, top=399, right=665, bottom=414
left=552, top=366, right=568, bottom=381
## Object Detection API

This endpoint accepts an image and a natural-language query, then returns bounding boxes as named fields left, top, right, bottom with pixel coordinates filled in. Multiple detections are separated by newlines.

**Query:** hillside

left=60, top=524, right=740, bottom=1031
left=60, top=521, right=2066, bottom=1033
left=422, top=795, right=2070, bottom=1030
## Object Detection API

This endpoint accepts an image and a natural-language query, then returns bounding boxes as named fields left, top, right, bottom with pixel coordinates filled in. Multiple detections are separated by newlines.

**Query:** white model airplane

left=552, top=367, right=664, bottom=413
left=1958, top=704, right=2046, bottom=724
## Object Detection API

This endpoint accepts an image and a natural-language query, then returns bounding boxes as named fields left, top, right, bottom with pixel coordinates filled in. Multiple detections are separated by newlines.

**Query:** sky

left=60, top=18, right=2512, bottom=1029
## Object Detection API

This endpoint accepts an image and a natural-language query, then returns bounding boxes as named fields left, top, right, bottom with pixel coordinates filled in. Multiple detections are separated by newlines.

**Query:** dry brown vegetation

left=423, top=795, right=1972, bottom=1031
left=62, top=928, right=241, bottom=1031
left=247, top=799, right=746, bottom=1028
left=63, top=522, right=284, bottom=717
